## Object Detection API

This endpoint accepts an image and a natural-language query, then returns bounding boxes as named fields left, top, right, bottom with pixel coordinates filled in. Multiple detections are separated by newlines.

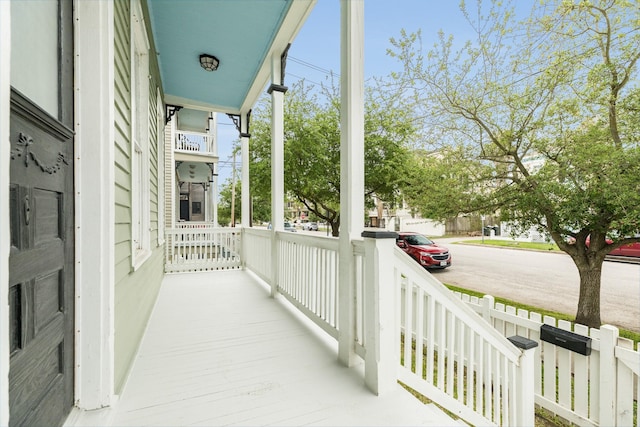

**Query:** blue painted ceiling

left=147, top=0, right=294, bottom=113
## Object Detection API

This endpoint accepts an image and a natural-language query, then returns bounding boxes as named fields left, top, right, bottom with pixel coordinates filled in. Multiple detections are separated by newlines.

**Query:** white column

left=269, top=52, right=287, bottom=297
left=363, top=231, right=399, bottom=395
left=74, top=0, right=116, bottom=409
left=208, top=114, right=218, bottom=226
left=213, top=176, right=218, bottom=226
left=338, top=0, right=365, bottom=367
left=240, top=111, right=250, bottom=227
left=0, top=1, right=11, bottom=423
left=170, top=118, right=177, bottom=227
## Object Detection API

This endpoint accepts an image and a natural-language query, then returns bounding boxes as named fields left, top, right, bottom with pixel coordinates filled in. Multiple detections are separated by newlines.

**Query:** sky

left=214, top=0, right=528, bottom=184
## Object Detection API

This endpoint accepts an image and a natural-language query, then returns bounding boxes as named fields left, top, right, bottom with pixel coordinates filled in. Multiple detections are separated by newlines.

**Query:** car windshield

left=405, top=235, right=433, bottom=246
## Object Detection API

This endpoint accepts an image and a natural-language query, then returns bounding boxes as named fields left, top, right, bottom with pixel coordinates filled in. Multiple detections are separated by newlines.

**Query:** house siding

left=113, top=0, right=165, bottom=393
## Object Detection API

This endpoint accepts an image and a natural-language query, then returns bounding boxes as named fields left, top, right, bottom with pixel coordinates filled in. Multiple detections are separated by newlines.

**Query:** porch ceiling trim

left=147, top=0, right=316, bottom=114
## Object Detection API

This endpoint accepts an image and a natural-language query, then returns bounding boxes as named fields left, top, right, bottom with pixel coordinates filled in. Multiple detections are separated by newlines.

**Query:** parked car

left=584, top=235, right=640, bottom=257
left=302, top=221, right=318, bottom=231
left=609, top=241, right=640, bottom=257
left=284, top=222, right=297, bottom=232
left=396, top=232, right=451, bottom=269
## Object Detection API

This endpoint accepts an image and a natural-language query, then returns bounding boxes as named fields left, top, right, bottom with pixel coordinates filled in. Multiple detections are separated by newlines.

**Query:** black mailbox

left=540, top=324, right=592, bottom=356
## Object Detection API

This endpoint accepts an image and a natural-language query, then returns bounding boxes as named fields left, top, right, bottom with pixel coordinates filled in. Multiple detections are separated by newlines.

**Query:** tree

left=390, top=0, right=640, bottom=327
left=217, top=177, right=240, bottom=227
left=249, top=80, right=417, bottom=236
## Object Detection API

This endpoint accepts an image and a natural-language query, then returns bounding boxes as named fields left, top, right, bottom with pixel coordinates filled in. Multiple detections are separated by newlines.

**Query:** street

left=430, top=238, right=640, bottom=332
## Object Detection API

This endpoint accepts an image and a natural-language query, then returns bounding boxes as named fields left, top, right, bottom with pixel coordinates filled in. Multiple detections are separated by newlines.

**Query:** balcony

left=175, top=130, right=215, bottom=157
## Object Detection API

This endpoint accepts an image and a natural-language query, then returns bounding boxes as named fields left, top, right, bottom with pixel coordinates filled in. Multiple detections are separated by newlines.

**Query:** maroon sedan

left=396, top=232, right=452, bottom=269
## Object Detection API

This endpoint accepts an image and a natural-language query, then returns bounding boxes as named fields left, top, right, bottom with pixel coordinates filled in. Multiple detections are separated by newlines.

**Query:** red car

left=584, top=236, right=640, bottom=257
left=609, top=241, right=640, bottom=257
left=396, top=232, right=452, bottom=269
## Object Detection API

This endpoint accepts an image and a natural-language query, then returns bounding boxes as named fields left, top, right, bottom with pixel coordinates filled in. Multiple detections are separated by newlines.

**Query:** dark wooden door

left=180, top=199, right=190, bottom=221
left=8, top=1, right=74, bottom=426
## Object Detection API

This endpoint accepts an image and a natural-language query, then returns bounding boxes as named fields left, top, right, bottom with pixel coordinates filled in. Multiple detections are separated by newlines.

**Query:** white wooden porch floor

left=72, top=270, right=460, bottom=426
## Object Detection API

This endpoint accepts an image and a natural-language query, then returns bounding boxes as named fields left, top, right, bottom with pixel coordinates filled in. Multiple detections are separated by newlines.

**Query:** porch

left=70, top=269, right=461, bottom=426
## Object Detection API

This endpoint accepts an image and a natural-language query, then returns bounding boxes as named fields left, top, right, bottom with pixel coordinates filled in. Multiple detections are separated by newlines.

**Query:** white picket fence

left=164, top=228, right=241, bottom=272
left=455, top=292, right=639, bottom=427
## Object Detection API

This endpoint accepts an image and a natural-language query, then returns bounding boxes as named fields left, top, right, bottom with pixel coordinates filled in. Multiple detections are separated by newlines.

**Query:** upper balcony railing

left=175, top=130, right=215, bottom=155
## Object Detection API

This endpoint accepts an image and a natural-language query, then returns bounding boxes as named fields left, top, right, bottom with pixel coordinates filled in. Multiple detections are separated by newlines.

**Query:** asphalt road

left=430, top=238, right=640, bottom=333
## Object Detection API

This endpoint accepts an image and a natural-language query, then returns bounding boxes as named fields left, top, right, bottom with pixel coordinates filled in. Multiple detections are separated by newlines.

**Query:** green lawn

left=457, top=239, right=561, bottom=252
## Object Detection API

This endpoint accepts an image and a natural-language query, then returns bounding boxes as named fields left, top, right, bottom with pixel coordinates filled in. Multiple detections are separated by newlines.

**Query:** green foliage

left=217, top=177, right=240, bottom=227
left=249, top=80, right=418, bottom=235
left=389, top=0, right=640, bottom=327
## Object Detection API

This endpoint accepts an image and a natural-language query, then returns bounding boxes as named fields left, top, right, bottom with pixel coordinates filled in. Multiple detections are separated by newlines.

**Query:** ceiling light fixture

left=199, top=54, right=220, bottom=71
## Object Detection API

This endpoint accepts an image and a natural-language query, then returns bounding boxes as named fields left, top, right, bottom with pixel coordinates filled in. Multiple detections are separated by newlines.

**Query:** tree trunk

left=572, top=256, right=603, bottom=328
left=331, top=221, right=340, bottom=237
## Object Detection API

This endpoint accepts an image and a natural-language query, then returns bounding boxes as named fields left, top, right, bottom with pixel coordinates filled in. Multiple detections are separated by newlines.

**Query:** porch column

left=0, top=1, right=11, bottom=423
left=338, top=0, right=365, bottom=367
left=169, top=118, right=177, bottom=227
left=74, top=0, right=116, bottom=409
left=208, top=114, right=218, bottom=226
left=240, top=111, right=250, bottom=227
left=269, top=51, right=287, bottom=297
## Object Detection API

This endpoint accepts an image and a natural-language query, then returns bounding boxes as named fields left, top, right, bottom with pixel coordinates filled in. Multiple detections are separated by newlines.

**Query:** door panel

left=9, top=1, right=74, bottom=425
left=9, top=94, right=74, bottom=427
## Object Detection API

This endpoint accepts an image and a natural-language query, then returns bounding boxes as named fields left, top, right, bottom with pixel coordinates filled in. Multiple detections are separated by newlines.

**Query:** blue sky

left=215, top=1, right=525, bottom=183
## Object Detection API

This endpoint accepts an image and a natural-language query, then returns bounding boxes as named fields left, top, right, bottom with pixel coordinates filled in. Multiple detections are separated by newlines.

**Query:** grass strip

left=445, top=284, right=640, bottom=343
left=456, top=239, right=561, bottom=251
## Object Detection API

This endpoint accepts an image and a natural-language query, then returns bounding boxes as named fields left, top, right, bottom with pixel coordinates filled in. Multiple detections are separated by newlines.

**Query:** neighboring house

left=368, top=197, right=445, bottom=236
left=1, top=1, right=315, bottom=425
left=172, top=109, right=218, bottom=224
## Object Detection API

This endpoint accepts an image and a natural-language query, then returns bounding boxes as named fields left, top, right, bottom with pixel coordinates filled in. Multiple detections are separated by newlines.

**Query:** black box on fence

left=540, top=324, right=592, bottom=356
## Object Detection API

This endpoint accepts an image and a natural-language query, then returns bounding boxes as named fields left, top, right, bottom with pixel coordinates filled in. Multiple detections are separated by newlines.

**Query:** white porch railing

left=175, top=130, right=214, bottom=154
left=278, top=232, right=341, bottom=338
left=175, top=221, right=217, bottom=229
left=165, top=228, right=241, bottom=272
left=167, top=228, right=536, bottom=425
left=243, top=228, right=272, bottom=283
left=241, top=229, right=535, bottom=426
left=393, top=247, right=533, bottom=426
left=455, top=292, right=639, bottom=427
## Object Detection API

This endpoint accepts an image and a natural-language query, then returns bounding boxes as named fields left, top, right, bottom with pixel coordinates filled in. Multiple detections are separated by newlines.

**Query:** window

left=131, top=0, right=151, bottom=269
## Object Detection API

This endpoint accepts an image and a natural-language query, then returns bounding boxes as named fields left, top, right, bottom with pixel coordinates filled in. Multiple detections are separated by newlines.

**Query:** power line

left=289, top=55, right=339, bottom=77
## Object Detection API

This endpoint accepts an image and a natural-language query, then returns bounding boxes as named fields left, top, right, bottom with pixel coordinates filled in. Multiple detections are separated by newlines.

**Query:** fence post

left=362, top=230, right=398, bottom=395
left=482, top=294, right=494, bottom=324
left=508, top=336, right=538, bottom=427
left=599, top=324, right=618, bottom=426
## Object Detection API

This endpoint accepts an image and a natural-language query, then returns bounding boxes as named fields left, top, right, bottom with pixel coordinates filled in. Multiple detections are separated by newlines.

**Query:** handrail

left=393, top=246, right=524, bottom=426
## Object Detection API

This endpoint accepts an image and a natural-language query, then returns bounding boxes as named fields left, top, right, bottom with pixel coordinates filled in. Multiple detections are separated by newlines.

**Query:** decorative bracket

left=226, top=110, right=251, bottom=138
left=165, top=104, right=182, bottom=124
left=281, top=43, right=291, bottom=86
